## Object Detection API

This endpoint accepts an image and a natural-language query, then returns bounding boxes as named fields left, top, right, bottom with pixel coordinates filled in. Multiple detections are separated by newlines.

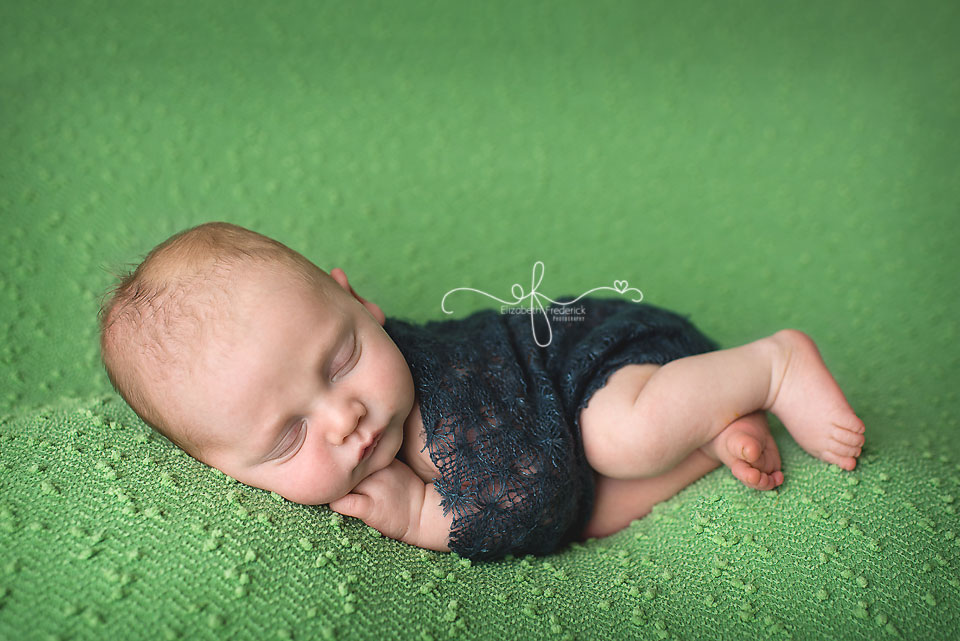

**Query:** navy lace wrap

left=382, top=295, right=720, bottom=561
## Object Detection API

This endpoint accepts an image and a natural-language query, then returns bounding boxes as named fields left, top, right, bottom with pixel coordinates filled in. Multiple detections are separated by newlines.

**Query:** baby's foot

left=766, top=329, right=866, bottom=471
left=701, top=411, right=784, bottom=491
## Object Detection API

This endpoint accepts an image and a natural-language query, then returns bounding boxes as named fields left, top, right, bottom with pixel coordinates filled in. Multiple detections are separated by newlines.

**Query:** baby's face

left=172, top=265, right=415, bottom=505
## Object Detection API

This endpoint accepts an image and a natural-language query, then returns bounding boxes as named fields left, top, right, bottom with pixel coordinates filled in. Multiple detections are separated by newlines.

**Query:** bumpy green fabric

left=2, top=1, right=958, bottom=639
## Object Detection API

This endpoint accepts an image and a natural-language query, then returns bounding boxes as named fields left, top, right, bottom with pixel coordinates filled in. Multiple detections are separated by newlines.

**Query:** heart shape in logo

left=614, top=280, right=628, bottom=292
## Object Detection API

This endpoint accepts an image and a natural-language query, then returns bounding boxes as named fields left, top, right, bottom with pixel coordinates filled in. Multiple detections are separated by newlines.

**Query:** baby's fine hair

left=97, top=221, right=333, bottom=456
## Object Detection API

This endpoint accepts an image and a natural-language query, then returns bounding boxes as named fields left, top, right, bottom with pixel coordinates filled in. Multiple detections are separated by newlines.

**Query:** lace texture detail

left=383, top=295, right=719, bottom=561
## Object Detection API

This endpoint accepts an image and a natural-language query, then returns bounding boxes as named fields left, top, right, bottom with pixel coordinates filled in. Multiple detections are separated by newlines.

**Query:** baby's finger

left=328, top=493, right=371, bottom=520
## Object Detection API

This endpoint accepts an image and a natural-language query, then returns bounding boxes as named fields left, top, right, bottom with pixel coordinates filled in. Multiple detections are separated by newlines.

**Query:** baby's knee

left=583, top=412, right=675, bottom=480
left=579, top=364, right=665, bottom=477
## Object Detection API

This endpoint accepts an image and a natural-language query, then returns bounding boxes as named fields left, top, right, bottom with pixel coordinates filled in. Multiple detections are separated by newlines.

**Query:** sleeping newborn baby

left=98, top=222, right=866, bottom=561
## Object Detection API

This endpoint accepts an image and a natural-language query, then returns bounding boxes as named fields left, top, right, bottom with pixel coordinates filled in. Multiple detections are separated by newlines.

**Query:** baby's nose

left=326, top=399, right=367, bottom=444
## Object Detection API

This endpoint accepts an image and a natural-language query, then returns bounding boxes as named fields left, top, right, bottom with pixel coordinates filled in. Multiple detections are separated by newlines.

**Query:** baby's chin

left=236, top=476, right=347, bottom=506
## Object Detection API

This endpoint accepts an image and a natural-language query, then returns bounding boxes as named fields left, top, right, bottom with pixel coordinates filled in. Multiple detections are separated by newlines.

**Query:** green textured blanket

left=2, top=1, right=959, bottom=639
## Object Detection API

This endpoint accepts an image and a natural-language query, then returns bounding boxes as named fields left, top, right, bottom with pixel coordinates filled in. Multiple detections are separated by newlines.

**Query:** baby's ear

left=331, top=267, right=385, bottom=325
left=359, top=298, right=386, bottom=325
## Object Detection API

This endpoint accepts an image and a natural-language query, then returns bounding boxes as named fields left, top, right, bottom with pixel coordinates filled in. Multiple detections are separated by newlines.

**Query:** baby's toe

left=821, top=450, right=858, bottom=471
left=731, top=460, right=777, bottom=490
left=754, top=437, right=782, bottom=475
left=835, top=415, right=866, bottom=435
left=769, top=441, right=782, bottom=472
left=730, top=460, right=756, bottom=484
left=755, top=472, right=777, bottom=491
left=829, top=441, right=862, bottom=458
left=727, top=432, right=763, bottom=464
left=831, top=428, right=865, bottom=448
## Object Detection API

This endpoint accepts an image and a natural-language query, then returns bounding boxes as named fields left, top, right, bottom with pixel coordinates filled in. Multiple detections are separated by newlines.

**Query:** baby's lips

left=357, top=429, right=383, bottom=462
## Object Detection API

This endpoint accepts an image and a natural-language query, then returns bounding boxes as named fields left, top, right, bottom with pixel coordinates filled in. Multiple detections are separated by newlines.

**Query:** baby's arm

left=329, top=459, right=451, bottom=552
left=417, top=482, right=452, bottom=552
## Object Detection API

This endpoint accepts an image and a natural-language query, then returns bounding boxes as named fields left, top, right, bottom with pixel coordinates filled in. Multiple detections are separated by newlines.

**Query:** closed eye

left=275, top=420, right=306, bottom=462
left=332, top=335, right=360, bottom=382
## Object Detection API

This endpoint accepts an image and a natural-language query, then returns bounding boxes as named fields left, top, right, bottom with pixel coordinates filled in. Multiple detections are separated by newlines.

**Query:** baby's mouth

left=359, top=430, right=383, bottom=461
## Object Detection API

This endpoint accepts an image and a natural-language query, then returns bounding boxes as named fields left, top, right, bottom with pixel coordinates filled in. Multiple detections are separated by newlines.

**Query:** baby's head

left=97, top=222, right=414, bottom=504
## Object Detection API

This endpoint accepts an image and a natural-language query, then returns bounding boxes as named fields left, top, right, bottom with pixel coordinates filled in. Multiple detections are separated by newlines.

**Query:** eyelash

left=277, top=420, right=305, bottom=460
left=278, top=336, right=359, bottom=461
left=332, top=336, right=359, bottom=382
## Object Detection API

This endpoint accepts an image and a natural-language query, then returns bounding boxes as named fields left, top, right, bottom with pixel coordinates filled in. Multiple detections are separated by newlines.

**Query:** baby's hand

left=328, top=458, right=427, bottom=546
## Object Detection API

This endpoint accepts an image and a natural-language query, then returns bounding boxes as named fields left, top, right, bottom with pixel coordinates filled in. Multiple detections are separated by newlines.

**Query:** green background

left=2, top=1, right=958, bottom=639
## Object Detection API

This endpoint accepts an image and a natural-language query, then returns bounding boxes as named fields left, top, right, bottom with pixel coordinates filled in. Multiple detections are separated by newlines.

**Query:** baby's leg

left=580, top=329, right=865, bottom=479
left=579, top=448, right=721, bottom=541
left=581, top=412, right=785, bottom=541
